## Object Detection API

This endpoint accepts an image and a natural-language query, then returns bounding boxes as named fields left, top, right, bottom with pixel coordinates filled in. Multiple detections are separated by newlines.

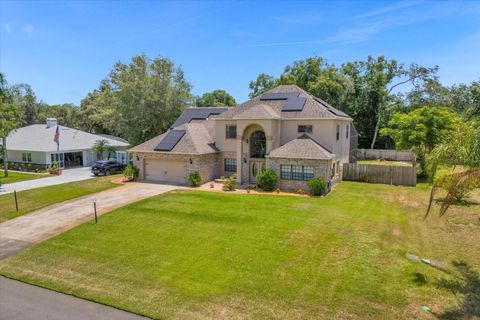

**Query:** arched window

left=250, top=130, right=266, bottom=158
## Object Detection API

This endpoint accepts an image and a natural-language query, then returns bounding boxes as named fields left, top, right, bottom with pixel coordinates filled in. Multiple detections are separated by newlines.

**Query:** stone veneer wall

left=132, top=151, right=221, bottom=184
left=266, top=157, right=332, bottom=191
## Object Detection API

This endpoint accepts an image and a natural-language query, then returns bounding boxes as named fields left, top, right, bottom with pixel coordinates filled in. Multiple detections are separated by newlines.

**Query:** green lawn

left=0, top=182, right=478, bottom=319
left=357, top=160, right=413, bottom=167
left=0, top=171, right=49, bottom=184
left=0, top=175, right=121, bottom=222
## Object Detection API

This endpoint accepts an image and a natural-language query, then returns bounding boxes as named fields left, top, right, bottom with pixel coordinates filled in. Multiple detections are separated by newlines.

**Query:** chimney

left=46, top=118, right=58, bottom=128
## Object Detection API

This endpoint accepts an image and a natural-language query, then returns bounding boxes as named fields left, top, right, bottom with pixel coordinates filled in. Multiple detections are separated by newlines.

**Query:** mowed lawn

left=0, top=175, right=120, bottom=222
left=0, top=182, right=479, bottom=319
left=0, top=171, right=49, bottom=184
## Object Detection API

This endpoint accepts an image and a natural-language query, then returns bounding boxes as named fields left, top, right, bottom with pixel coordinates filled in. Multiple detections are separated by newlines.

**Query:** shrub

left=307, top=177, right=326, bottom=196
left=123, top=164, right=139, bottom=181
left=223, top=174, right=237, bottom=191
left=188, top=171, right=202, bottom=187
left=256, top=168, right=277, bottom=191
left=296, top=188, right=307, bottom=195
left=436, top=169, right=480, bottom=202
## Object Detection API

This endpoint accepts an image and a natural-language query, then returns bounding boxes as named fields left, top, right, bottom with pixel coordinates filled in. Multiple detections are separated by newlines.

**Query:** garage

left=144, top=159, right=187, bottom=184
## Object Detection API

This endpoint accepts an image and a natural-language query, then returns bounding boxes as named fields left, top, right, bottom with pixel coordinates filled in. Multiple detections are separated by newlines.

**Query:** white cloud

left=1, top=23, right=11, bottom=33
left=22, top=24, right=34, bottom=35
left=271, top=12, right=323, bottom=26
left=349, top=1, right=422, bottom=21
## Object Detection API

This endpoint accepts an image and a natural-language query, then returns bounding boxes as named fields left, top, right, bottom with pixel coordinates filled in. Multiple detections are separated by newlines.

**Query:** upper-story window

left=298, top=125, right=313, bottom=134
left=250, top=130, right=266, bottom=158
left=346, top=124, right=349, bottom=139
left=226, top=125, right=237, bottom=139
left=336, top=125, right=340, bottom=141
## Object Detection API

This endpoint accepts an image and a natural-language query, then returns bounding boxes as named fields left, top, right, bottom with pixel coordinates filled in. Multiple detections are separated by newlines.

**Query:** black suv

left=91, top=160, right=125, bottom=176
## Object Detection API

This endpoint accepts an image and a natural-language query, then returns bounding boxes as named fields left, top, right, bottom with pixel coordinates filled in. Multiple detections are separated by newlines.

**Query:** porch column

left=236, top=134, right=243, bottom=184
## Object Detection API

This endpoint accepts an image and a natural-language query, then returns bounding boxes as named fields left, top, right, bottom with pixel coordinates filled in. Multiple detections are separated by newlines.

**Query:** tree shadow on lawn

left=413, top=261, right=480, bottom=319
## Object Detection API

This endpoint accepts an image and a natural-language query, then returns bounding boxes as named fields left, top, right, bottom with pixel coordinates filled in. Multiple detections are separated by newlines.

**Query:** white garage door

left=145, top=159, right=187, bottom=184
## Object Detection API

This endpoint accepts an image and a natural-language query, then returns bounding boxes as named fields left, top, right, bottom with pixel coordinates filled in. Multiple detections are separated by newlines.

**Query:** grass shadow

left=434, top=261, right=480, bottom=319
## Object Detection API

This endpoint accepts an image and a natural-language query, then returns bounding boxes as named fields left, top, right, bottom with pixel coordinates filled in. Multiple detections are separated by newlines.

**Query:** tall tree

left=10, top=83, right=39, bottom=126
left=248, top=73, right=275, bottom=98
left=0, top=73, right=21, bottom=177
left=195, top=89, right=236, bottom=107
left=89, top=55, right=193, bottom=145
left=342, top=56, right=438, bottom=149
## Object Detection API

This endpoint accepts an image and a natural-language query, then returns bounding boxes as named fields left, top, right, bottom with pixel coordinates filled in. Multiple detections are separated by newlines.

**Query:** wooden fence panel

left=342, top=163, right=416, bottom=186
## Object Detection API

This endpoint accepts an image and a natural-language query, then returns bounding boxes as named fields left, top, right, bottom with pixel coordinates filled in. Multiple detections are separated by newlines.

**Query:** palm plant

left=106, top=145, right=117, bottom=160
left=425, top=121, right=480, bottom=217
left=92, top=139, right=109, bottom=161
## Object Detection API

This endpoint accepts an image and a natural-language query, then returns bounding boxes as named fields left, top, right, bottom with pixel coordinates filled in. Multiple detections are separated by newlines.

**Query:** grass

left=357, top=160, right=413, bottom=167
left=0, top=182, right=479, bottom=319
left=0, top=171, right=49, bottom=184
left=0, top=175, right=121, bottom=222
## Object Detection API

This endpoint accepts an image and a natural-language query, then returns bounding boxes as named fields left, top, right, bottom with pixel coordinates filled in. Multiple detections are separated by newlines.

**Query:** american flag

left=53, top=125, right=59, bottom=145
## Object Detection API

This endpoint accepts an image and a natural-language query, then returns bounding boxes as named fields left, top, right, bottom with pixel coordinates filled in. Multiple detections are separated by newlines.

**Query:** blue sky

left=1, top=0, right=479, bottom=105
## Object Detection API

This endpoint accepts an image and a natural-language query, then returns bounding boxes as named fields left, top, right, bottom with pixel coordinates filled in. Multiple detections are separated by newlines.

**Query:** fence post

left=94, top=202, right=97, bottom=224
left=14, top=190, right=18, bottom=212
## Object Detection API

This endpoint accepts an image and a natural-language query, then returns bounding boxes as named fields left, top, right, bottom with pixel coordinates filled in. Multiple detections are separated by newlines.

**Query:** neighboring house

left=3, top=118, right=129, bottom=169
left=129, top=85, right=356, bottom=190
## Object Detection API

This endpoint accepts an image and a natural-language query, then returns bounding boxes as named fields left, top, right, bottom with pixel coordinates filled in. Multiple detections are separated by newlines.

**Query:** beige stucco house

left=129, top=85, right=357, bottom=191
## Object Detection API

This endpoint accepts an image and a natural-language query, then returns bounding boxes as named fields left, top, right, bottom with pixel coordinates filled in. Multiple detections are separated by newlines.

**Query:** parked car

left=91, top=160, right=125, bottom=176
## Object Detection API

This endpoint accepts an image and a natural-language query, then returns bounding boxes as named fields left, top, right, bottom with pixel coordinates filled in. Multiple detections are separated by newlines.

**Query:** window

left=346, top=124, right=349, bottom=139
left=116, top=151, right=128, bottom=164
left=250, top=130, right=266, bottom=158
left=22, top=152, right=32, bottom=163
left=303, top=166, right=314, bottom=180
left=226, top=125, right=237, bottom=139
left=280, top=165, right=291, bottom=180
left=298, top=125, right=313, bottom=133
left=224, top=158, right=237, bottom=172
left=292, top=165, right=303, bottom=180
left=336, top=124, right=340, bottom=141
left=332, top=162, right=336, bottom=178
left=281, top=165, right=314, bottom=181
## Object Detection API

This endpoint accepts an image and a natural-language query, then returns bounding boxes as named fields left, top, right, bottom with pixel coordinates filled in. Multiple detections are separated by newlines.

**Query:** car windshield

left=94, top=161, right=108, bottom=166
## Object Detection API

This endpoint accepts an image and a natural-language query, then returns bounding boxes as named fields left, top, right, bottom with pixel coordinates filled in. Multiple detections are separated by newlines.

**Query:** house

left=3, top=118, right=130, bottom=170
left=129, top=85, right=357, bottom=190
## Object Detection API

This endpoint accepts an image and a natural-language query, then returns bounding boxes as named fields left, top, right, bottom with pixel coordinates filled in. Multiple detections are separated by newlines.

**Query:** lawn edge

left=0, top=273, right=154, bottom=319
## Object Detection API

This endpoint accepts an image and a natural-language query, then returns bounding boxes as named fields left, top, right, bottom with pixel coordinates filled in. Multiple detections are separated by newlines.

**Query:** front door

left=249, top=160, right=265, bottom=183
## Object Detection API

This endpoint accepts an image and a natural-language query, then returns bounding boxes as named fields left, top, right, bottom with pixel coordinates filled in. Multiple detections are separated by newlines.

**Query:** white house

left=2, top=118, right=129, bottom=169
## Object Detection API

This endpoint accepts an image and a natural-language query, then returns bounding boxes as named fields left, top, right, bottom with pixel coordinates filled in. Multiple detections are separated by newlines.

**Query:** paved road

left=0, top=182, right=180, bottom=259
left=0, top=276, right=148, bottom=320
left=0, top=167, right=95, bottom=194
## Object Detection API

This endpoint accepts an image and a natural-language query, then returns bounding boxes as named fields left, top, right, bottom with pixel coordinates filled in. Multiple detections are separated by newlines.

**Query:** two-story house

left=129, top=85, right=357, bottom=191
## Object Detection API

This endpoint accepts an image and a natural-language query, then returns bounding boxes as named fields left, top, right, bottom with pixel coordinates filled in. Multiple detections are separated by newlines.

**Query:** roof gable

left=267, top=133, right=334, bottom=160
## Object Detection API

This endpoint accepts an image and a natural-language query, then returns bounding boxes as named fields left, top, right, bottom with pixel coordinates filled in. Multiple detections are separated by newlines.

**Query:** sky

left=1, top=0, right=479, bottom=106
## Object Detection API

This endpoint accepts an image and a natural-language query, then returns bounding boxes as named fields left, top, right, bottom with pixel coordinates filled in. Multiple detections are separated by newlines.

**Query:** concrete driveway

left=0, top=182, right=180, bottom=259
left=1, top=167, right=95, bottom=194
left=0, top=276, right=148, bottom=320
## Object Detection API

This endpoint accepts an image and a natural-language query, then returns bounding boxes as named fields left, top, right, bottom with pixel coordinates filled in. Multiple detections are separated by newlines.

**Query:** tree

left=426, top=122, right=480, bottom=217
left=78, top=88, right=116, bottom=134
left=248, top=73, right=275, bottom=98
left=342, top=56, right=438, bottom=149
left=195, top=90, right=236, bottom=107
left=92, top=139, right=110, bottom=160
left=88, top=54, right=193, bottom=145
left=0, top=73, right=20, bottom=177
left=10, top=83, right=39, bottom=126
left=380, top=107, right=460, bottom=176
left=35, top=103, right=81, bottom=128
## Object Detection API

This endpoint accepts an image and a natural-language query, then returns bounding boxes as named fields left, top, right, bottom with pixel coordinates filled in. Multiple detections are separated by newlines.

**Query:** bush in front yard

left=223, top=174, right=237, bottom=191
left=307, top=177, right=326, bottom=196
left=188, top=171, right=202, bottom=187
left=123, top=164, right=139, bottom=181
left=256, top=168, right=277, bottom=191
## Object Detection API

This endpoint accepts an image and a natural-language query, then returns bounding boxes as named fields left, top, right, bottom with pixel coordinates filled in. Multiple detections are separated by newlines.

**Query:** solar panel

left=313, top=97, right=349, bottom=117
left=260, top=92, right=299, bottom=101
left=171, top=108, right=229, bottom=128
left=281, top=97, right=307, bottom=112
left=154, top=130, right=186, bottom=151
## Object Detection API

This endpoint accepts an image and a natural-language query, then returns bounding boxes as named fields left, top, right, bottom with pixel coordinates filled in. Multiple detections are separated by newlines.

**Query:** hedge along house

left=2, top=118, right=130, bottom=170
left=130, top=85, right=357, bottom=191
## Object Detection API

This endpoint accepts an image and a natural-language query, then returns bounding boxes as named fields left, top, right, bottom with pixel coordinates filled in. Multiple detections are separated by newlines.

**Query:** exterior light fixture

left=136, top=155, right=139, bottom=161
left=243, top=157, right=247, bottom=164
left=189, top=158, right=193, bottom=165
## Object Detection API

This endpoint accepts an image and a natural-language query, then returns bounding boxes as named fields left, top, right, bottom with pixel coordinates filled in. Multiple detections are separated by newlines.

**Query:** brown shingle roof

left=128, top=122, right=218, bottom=154
left=267, top=134, right=335, bottom=160
left=216, top=84, right=352, bottom=120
